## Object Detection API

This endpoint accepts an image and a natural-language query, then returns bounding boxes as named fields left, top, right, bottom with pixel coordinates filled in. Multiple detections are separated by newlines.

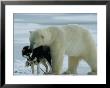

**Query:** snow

left=14, top=56, right=91, bottom=75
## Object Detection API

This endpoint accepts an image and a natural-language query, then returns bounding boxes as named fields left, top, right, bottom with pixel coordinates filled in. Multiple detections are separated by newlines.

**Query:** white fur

left=29, top=24, right=97, bottom=75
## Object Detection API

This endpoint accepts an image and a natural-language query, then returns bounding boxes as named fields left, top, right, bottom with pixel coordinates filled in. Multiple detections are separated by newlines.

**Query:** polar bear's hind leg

left=82, top=29, right=97, bottom=75
left=85, top=56, right=97, bottom=75
left=68, top=56, right=80, bottom=74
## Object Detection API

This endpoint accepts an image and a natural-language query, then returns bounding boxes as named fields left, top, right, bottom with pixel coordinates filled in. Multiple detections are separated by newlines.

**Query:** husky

left=22, top=46, right=52, bottom=74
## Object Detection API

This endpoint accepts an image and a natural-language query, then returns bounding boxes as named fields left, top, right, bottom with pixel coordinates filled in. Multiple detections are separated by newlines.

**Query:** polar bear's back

left=63, top=24, right=85, bottom=40
left=63, top=24, right=94, bottom=56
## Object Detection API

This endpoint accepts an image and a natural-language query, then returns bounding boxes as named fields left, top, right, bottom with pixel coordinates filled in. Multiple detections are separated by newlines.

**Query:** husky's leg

left=31, top=62, right=35, bottom=74
left=46, top=60, right=52, bottom=73
left=42, top=59, right=48, bottom=73
left=37, top=63, right=40, bottom=74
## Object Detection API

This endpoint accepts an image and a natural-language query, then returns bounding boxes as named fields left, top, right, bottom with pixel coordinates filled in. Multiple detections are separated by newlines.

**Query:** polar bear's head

left=29, top=29, right=52, bottom=49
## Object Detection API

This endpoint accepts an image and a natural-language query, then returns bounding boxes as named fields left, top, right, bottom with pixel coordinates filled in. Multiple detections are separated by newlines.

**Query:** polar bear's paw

left=88, top=71, right=97, bottom=75
left=62, top=70, right=72, bottom=75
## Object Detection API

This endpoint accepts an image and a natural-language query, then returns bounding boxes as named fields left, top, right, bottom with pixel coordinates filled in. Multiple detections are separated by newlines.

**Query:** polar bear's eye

left=41, top=35, right=44, bottom=39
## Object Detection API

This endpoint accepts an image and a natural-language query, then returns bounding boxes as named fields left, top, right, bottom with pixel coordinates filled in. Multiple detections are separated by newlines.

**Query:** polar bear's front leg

left=52, top=53, right=64, bottom=75
left=51, top=45, right=65, bottom=75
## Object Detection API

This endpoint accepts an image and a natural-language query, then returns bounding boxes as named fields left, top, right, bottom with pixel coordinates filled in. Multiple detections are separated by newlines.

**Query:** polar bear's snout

left=30, top=41, right=42, bottom=49
left=30, top=43, right=33, bottom=49
left=30, top=41, right=35, bottom=49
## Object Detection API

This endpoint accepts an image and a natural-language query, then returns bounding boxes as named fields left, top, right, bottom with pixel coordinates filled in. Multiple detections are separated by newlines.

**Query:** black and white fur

left=22, top=46, right=52, bottom=74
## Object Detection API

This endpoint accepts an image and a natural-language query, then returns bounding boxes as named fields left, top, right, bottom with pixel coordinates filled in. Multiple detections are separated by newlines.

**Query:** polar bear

left=29, top=24, right=97, bottom=75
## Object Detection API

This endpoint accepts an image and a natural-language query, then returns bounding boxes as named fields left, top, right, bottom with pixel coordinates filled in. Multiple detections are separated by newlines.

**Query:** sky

left=14, top=13, right=97, bottom=24
left=14, top=13, right=97, bottom=44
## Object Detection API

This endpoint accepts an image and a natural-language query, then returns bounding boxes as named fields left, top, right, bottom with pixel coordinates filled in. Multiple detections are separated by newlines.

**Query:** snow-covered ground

left=14, top=13, right=97, bottom=75
left=14, top=56, right=91, bottom=75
